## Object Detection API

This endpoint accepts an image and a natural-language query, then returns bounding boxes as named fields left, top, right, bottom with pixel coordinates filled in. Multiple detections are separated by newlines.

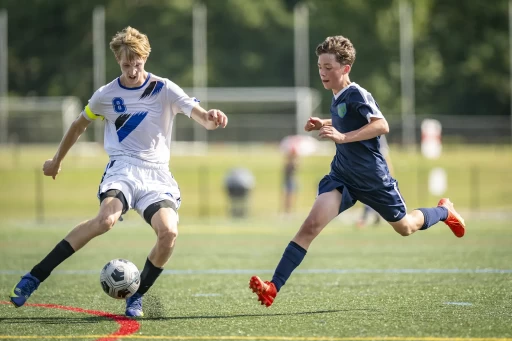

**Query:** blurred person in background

left=248, top=35, right=465, bottom=307
left=356, top=134, right=394, bottom=228
left=279, top=135, right=318, bottom=217
left=9, top=26, right=228, bottom=317
left=282, top=146, right=299, bottom=215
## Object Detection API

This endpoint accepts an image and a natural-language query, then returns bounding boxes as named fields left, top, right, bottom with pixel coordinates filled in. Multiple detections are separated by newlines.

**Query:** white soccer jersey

left=82, top=73, right=198, bottom=165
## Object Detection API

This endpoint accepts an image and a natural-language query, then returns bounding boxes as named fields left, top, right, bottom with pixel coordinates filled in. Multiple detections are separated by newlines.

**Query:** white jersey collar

left=334, top=82, right=356, bottom=100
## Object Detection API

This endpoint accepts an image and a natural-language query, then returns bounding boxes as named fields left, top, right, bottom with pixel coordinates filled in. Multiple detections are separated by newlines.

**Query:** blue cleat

left=10, top=273, right=41, bottom=308
left=125, top=292, right=144, bottom=317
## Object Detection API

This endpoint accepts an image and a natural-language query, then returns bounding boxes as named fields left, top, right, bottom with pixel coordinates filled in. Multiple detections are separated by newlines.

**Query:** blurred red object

left=279, top=135, right=318, bottom=156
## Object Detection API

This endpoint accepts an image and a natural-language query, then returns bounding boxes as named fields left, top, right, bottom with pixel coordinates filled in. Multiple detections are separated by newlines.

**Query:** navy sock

left=136, top=258, right=163, bottom=295
left=418, top=207, right=448, bottom=230
left=271, top=241, right=307, bottom=292
left=30, top=239, right=75, bottom=282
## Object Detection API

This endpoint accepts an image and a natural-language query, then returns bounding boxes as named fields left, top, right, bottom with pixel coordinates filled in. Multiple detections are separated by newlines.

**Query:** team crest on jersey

left=337, top=103, right=347, bottom=118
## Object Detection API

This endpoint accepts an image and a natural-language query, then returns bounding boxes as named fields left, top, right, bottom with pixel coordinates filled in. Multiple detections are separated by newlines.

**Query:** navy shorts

left=318, top=174, right=407, bottom=222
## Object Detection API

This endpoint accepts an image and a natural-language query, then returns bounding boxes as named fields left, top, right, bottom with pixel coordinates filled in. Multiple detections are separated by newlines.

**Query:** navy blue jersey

left=329, top=83, right=392, bottom=191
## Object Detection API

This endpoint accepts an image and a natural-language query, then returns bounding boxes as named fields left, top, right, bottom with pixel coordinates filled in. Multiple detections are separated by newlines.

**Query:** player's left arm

left=191, top=105, right=228, bottom=130
left=320, top=91, right=389, bottom=143
left=164, top=79, right=228, bottom=130
left=319, top=117, right=388, bottom=143
left=344, top=117, right=389, bottom=143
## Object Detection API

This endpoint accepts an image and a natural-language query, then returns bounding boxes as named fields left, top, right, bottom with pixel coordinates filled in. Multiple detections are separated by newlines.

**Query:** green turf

left=0, top=218, right=511, bottom=340
left=0, top=144, right=511, bottom=222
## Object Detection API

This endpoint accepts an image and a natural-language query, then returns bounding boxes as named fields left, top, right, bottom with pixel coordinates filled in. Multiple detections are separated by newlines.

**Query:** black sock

left=136, top=258, right=163, bottom=295
left=30, top=239, right=75, bottom=282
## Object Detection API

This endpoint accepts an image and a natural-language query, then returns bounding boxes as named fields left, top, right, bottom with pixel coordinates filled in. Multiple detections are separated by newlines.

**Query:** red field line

left=0, top=300, right=140, bottom=341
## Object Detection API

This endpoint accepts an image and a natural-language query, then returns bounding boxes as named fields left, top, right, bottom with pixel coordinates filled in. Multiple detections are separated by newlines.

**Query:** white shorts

left=98, top=157, right=181, bottom=219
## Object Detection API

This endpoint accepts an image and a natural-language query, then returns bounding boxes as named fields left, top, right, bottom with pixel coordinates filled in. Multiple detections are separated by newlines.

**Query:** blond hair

left=315, top=36, right=356, bottom=66
left=109, top=26, right=151, bottom=61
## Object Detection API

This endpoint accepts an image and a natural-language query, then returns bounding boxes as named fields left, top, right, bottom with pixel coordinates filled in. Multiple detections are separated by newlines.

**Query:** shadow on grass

left=0, top=308, right=374, bottom=324
left=0, top=294, right=375, bottom=324
left=145, top=308, right=374, bottom=320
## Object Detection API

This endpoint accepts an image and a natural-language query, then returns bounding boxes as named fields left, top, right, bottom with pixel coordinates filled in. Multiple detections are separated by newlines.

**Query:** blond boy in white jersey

left=10, top=27, right=228, bottom=317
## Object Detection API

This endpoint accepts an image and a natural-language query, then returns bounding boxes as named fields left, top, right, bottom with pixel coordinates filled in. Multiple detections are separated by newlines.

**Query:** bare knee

left=299, top=216, right=324, bottom=238
left=396, top=227, right=413, bottom=236
left=157, top=226, right=178, bottom=248
left=392, top=222, right=414, bottom=236
left=95, top=214, right=117, bottom=234
left=388, top=213, right=419, bottom=237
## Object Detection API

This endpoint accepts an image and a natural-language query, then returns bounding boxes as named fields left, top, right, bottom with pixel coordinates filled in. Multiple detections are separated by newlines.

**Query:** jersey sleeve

left=165, top=79, right=200, bottom=118
left=350, top=90, right=384, bottom=122
left=82, top=88, right=105, bottom=121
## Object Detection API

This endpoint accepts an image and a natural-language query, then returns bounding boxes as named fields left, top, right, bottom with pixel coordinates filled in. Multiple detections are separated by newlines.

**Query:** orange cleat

left=249, top=276, right=277, bottom=307
left=438, top=198, right=466, bottom=238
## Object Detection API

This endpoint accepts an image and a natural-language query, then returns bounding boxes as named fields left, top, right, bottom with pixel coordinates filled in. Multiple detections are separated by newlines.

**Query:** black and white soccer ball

left=100, top=259, right=141, bottom=299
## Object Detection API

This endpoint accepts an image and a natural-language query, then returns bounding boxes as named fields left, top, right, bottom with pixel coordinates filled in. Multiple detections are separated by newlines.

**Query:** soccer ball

left=100, top=259, right=141, bottom=299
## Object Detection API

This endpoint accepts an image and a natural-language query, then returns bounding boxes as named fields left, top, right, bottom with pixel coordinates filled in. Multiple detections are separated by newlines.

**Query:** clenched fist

left=304, top=117, right=324, bottom=132
left=207, top=109, right=228, bottom=128
left=42, top=159, right=62, bottom=180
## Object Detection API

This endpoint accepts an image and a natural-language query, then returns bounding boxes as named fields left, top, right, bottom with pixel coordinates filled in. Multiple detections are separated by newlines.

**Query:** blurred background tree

left=1, top=0, right=510, bottom=118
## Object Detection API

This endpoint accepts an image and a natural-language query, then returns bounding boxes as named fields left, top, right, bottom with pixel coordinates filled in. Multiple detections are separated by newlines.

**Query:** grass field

left=0, top=144, right=511, bottom=340
left=0, top=144, right=511, bottom=222
left=0, top=217, right=511, bottom=340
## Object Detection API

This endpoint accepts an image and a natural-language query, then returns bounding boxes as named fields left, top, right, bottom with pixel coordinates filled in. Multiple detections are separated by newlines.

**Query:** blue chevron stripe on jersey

left=116, top=111, right=148, bottom=142
left=139, top=81, right=157, bottom=100
left=151, top=81, right=164, bottom=97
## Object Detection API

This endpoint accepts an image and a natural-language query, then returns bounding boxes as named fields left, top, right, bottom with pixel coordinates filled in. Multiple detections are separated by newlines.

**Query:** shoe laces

left=19, top=276, right=39, bottom=296
left=127, top=293, right=143, bottom=310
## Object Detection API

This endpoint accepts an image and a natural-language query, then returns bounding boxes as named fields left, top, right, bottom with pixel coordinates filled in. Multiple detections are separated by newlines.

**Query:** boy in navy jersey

left=249, top=35, right=465, bottom=307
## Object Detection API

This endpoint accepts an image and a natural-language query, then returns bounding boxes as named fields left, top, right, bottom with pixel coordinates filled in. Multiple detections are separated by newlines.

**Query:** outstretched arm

left=319, top=117, right=389, bottom=144
left=43, top=115, right=91, bottom=179
left=191, top=105, right=228, bottom=130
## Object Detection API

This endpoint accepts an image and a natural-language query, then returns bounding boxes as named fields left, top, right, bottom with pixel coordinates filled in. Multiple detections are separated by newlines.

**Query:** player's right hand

left=304, top=117, right=324, bottom=131
left=42, top=159, right=62, bottom=180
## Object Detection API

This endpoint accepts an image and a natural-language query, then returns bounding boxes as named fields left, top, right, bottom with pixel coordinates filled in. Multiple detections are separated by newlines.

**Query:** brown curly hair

left=315, top=36, right=356, bottom=66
